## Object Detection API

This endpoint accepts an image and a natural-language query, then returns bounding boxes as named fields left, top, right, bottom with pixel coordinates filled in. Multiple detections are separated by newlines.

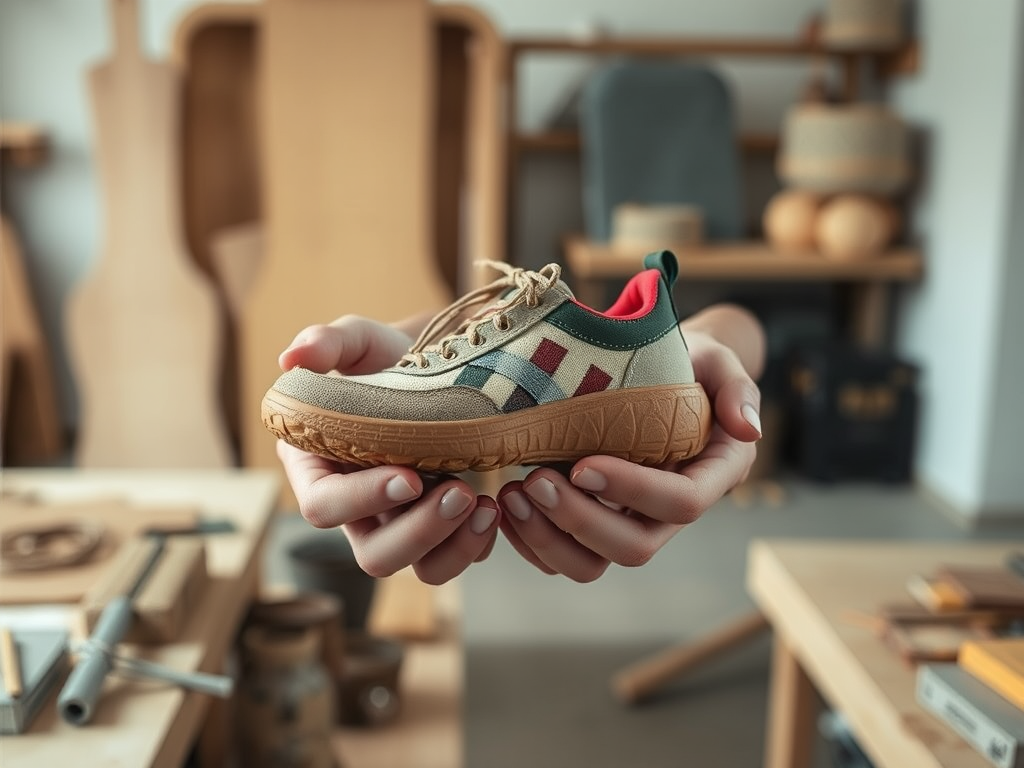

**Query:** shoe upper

left=269, top=251, right=696, bottom=422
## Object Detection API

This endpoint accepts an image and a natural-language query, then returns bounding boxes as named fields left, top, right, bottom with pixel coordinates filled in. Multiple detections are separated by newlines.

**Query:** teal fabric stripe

left=475, top=350, right=566, bottom=404
left=455, top=364, right=493, bottom=389
left=545, top=282, right=679, bottom=350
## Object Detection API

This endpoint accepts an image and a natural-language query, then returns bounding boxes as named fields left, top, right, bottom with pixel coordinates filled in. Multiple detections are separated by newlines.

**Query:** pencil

left=1, top=627, right=23, bottom=698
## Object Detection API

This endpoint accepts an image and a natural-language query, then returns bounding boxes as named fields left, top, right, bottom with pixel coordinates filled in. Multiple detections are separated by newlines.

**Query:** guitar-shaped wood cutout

left=65, top=0, right=232, bottom=468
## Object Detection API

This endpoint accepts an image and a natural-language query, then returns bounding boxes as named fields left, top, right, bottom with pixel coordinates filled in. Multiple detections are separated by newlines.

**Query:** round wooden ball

left=763, top=190, right=822, bottom=252
left=815, top=195, right=892, bottom=260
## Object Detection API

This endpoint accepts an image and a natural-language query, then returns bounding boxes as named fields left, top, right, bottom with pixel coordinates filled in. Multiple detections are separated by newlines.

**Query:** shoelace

left=399, top=260, right=562, bottom=368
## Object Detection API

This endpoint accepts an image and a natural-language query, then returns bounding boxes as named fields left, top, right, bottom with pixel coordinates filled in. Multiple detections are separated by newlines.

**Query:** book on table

left=960, top=638, right=1024, bottom=711
left=917, top=662, right=1024, bottom=768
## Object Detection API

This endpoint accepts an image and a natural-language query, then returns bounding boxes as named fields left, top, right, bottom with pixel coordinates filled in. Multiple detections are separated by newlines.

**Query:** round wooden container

left=611, top=203, right=704, bottom=249
left=821, top=0, right=904, bottom=51
left=778, top=103, right=910, bottom=196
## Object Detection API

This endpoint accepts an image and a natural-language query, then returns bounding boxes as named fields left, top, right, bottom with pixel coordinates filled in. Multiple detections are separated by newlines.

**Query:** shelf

left=513, top=131, right=779, bottom=154
left=564, top=235, right=924, bottom=282
left=508, top=35, right=919, bottom=74
left=513, top=36, right=839, bottom=57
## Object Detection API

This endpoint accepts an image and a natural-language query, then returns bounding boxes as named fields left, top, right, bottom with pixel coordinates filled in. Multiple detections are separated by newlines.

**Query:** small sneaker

left=262, top=250, right=712, bottom=472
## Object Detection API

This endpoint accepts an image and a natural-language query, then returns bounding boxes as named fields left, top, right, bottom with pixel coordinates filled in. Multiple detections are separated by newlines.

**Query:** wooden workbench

left=0, top=469, right=279, bottom=768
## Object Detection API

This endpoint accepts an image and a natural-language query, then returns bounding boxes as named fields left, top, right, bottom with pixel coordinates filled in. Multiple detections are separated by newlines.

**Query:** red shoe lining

left=571, top=269, right=661, bottom=320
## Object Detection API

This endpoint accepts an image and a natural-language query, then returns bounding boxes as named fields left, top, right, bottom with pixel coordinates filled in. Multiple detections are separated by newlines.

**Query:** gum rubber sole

left=262, top=384, right=712, bottom=473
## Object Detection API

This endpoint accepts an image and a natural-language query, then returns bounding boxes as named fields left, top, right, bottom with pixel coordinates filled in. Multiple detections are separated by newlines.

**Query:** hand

left=496, top=326, right=762, bottom=582
left=275, top=315, right=500, bottom=585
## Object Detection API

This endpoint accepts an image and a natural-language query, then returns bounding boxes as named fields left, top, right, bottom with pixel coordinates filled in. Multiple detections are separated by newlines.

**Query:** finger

left=567, top=438, right=756, bottom=526
left=520, top=468, right=677, bottom=567
left=277, top=440, right=422, bottom=528
left=497, top=516, right=556, bottom=575
left=475, top=528, right=499, bottom=563
left=412, top=499, right=500, bottom=584
left=690, top=345, right=762, bottom=442
left=278, top=315, right=411, bottom=374
left=498, top=482, right=610, bottom=583
left=348, top=481, right=477, bottom=578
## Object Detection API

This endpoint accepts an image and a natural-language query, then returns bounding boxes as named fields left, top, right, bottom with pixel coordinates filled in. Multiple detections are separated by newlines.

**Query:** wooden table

left=0, top=468, right=279, bottom=768
left=746, top=538, right=1024, bottom=768
left=564, top=236, right=925, bottom=348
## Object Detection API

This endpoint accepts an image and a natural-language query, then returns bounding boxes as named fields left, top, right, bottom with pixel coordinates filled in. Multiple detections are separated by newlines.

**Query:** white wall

left=890, top=0, right=1024, bottom=519
left=979, top=3, right=1024, bottom=516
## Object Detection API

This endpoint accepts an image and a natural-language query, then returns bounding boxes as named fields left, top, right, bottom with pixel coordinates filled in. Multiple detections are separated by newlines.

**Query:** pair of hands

left=276, top=311, right=763, bottom=585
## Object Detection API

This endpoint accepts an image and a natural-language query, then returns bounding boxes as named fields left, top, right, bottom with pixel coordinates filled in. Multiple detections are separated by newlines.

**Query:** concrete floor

left=265, top=478, right=1024, bottom=768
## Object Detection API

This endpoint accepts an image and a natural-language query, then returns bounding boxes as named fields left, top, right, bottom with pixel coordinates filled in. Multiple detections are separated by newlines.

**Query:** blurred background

left=1, top=1, right=1022, bottom=766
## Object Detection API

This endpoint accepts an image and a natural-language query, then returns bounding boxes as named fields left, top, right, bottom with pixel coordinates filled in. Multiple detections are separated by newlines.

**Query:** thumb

left=279, top=316, right=411, bottom=374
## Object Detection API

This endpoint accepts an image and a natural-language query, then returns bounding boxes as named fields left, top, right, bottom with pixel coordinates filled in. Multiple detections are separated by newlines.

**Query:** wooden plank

left=64, top=0, right=232, bottom=469
left=241, top=0, right=454, bottom=471
left=565, top=235, right=925, bottom=281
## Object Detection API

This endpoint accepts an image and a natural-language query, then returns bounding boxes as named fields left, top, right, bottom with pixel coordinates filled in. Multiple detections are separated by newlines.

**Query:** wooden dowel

left=1, top=627, right=23, bottom=698
left=611, top=611, right=770, bottom=705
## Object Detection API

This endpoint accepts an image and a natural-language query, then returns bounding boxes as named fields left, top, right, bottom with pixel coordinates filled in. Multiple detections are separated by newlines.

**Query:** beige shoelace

left=400, top=260, right=562, bottom=368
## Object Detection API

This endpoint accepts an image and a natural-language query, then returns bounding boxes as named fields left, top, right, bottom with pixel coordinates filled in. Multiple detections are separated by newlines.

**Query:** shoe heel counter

left=622, top=326, right=696, bottom=388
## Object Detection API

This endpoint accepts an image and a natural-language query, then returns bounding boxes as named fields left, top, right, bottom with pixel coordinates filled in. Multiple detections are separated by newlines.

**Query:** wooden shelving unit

left=564, top=236, right=923, bottom=348
left=505, top=34, right=923, bottom=349
left=564, top=236, right=924, bottom=281
left=505, top=34, right=918, bottom=165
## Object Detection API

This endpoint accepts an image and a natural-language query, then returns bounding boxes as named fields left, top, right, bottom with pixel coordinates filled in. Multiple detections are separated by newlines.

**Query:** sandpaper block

left=80, top=536, right=208, bottom=643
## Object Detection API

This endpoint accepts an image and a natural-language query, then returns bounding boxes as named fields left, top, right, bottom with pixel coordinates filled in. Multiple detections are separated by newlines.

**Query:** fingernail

left=571, top=467, right=606, bottom=493
left=385, top=475, right=418, bottom=502
left=503, top=491, right=532, bottom=521
left=524, top=477, right=558, bottom=508
left=439, top=488, right=473, bottom=519
left=469, top=504, right=498, bottom=534
left=741, top=403, right=762, bottom=437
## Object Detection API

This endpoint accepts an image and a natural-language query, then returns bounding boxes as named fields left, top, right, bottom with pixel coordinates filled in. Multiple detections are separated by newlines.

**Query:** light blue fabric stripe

left=475, top=350, right=566, bottom=404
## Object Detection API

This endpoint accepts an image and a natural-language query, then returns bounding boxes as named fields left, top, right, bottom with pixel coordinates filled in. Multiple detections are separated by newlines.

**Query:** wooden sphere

left=763, top=190, right=822, bottom=252
left=815, top=195, right=892, bottom=260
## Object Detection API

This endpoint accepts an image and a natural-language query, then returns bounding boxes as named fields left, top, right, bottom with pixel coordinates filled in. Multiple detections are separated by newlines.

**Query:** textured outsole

left=262, top=384, right=712, bottom=473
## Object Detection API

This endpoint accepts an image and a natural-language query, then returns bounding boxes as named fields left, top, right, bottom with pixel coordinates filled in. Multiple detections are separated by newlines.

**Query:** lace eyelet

left=442, top=350, right=457, bottom=360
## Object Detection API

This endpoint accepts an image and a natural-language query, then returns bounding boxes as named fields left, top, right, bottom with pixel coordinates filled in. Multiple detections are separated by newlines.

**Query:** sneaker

left=262, top=250, right=712, bottom=472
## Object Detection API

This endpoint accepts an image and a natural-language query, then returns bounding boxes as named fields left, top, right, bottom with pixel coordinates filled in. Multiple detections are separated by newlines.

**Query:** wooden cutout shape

left=240, top=0, right=453, bottom=470
left=171, top=2, right=506, bottom=479
left=64, top=0, right=232, bottom=468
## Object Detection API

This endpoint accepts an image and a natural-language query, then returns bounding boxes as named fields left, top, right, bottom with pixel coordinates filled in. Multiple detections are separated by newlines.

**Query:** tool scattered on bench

left=57, top=530, right=232, bottom=726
